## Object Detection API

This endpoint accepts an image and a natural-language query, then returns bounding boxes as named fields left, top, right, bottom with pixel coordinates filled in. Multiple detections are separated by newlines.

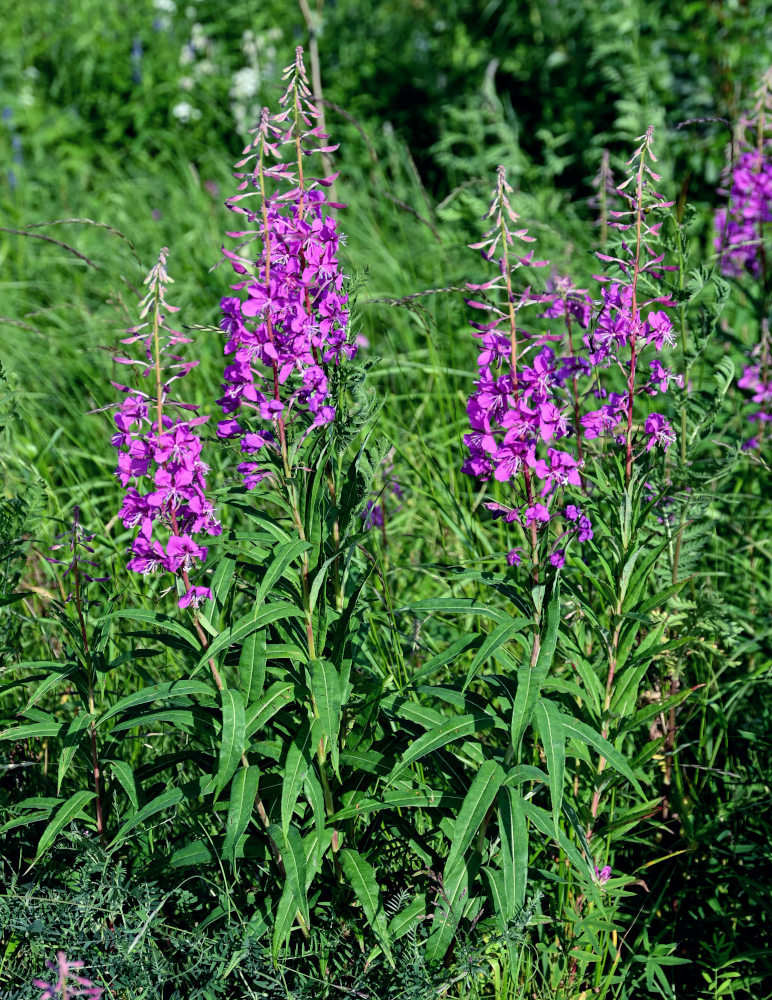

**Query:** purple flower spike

left=594, top=865, right=612, bottom=884
left=109, top=250, right=220, bottom=607
left=216, top=48, right=357, bottom=488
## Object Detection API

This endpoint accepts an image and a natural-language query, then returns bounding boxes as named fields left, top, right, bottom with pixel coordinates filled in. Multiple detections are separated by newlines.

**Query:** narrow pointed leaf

left=445, top=759, right=505, bottom=872
left=34, top=790, right=96, bottom=862
left=239, top=630, right=266, bottom=704
left=215, top=688, right=246, bottom=798
left=510, top=583, right=561, bottom=754
left=97, top=679, right=214, bottom=727
left=310, top=658, right=341, bottom=773
left=223, top=765, right=261, bottom=863
left=270, top=823, right=309, bottom=924
left=498, top=785, right=528, bottom=915
left=562, top=715, right=643, bottom=794
left=257, top=539, right=311, bottom=606
left=57, top=713, right=95, bottom=793
left=340, top=848, right=393, bottom=965
left=281, top=719, right=315, bottom=835
left=244, top=682, right=295, bottom=740
left=534, top=699, right=565, bottom=840
left=109, top=760, right=139, bottom=812
left=390, top=712, right=498, bottom=781
left=195, top=602, right=303, bottom=670
left=462, top=617, right=531, bottom=691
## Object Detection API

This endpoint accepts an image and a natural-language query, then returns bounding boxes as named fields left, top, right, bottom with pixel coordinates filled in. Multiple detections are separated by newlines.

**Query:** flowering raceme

left=216, top=47, right=356, bottom=487
left=462, top=131, right=682, bottom=567
left=714, top=146, right=772, bottom=278
left=109, top=249, right=220, bottom=608
left=461, top=166, right=590, bottom=567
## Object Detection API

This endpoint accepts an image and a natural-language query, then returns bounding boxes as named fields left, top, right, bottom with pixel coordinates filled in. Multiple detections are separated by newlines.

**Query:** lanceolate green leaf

left=57, top=712, right=95, bottom=793
left=509, top=582, right=561, bottom=755
left=340, top=848, right=393, bottom=966
left=223, top=765, right=261, bottom=863
left=310, top=658, right=341, bottom=773
left=461, top=616, right=532, bottom=692
left=389, top=712, right=498, bottom=781
left=498, top=786, right=528, bottom=915
left=0, top=720, right=65, bottom=742
left=387, top=896, right=427, bottom=942
left=562, top=715, right=643, bottom=794
left=281, top=719, right=316, bottom=835
left=534, top=699, right=565, bottom=840
left=400, top=597, right=511, bottom=625
left=270, top=823, right=309, bottom=925
left=34, top=790, right=96, bottom=862
left=239, top=630, right=267, bottom=705
left=523, top=801, right=593, bottom=882
left=244, top=682, right=295, bottom=740
left=256, top=539, right=311, bottom=606
left=110, top=777, right=211, bottom=848
left=331, top=787, right=464, bottom=821
left=481, top=867, right=508, bottom=937
left=98, top=609, right=199, bottom=651
left=445, top=759, right=505, bottom=872
left=97, top=679, right=214, bottom=728
left=215, top=688, right=246, bottom=798
left=424, top=855, right=478, bottom=965
left=271, top=882, right=298, bottom=959
left=195, top=602, right=303, bottom=671
left=210, top=554, right=236, bottom=610
left=109, top=760, right=139, bottom=812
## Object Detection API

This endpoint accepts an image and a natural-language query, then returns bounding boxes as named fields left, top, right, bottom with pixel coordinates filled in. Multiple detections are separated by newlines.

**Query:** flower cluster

left=737, top=320, right=772, bottom=450
left=715, top=68, right=772, bottom=278
left=462, top=132, right=682, bottom=568
left=33, top=951, right=103, bottom=1000
left=461, top=169, right=592, bottom=564
left=109, top=249, right=220, bottom=608
left=216, top=47, right=356, bottom=488
left=715, top=146, right=772, bottom=278
left=579, top=282, right=680, bottom=453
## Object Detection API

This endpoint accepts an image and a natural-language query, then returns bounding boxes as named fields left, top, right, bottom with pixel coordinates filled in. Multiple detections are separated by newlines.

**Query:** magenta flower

left=33, top=952, right=103, bottom=999
left=463, top=131, right=681, bottom=569
left=715, top=148, right=772, bottom=278
left=594, top=865, right=612, bottom=884
left=108, top=249, right=220, bottom=607
left=216, top=49, right=357, bottom=487
left=644, top=413, right=676, bottom=452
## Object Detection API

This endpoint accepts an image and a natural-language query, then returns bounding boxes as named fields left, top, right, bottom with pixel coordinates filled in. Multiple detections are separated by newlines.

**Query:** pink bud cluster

left=33, top=951, right=103, bottom=999
left=110, top=249, right=221, bottom=607
left=216, top=47, right=356, bottom=488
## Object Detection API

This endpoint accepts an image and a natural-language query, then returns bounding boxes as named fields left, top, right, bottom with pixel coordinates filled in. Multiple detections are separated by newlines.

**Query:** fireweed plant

left=3, top=50, right=772, bottom=1000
